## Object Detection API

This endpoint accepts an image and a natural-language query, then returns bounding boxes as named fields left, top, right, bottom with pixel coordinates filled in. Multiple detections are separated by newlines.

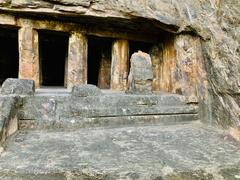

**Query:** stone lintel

left=111, top=39, right=129, bottom=91
left=67, top=32, right=88, bottom=89
left=0, top=14, right=17, bottom=27
left=18, top=26, right=40, bottom=88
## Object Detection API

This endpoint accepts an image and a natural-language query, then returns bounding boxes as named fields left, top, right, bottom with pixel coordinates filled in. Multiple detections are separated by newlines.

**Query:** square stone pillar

left=111, top=39, right=129, bottom=91
left=67, top=32, right=88, bottom=89
left=19, top=27, right=40, bottom=88
left=174, top=34, right=209, bottom=122
left=174, top=35, right=208, bottom=99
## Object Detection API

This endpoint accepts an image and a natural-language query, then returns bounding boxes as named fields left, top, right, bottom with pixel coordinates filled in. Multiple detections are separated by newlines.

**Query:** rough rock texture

left=0, top=96, right=19, bottom=145
left=201, top=0, right=240, bottom=128
left=0, top=78, right=35, bottom=96
left=127, top=51, right=153, bottom=94
left=0, top=0, right=239, bottom=127
left=0, top=123, right=240, bottom=179
left=0, top=0, right=179, bottom=33
left=71, top=84, right=103, bottom=97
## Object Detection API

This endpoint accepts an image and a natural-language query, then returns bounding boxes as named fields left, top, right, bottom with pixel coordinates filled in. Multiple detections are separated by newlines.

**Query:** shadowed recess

left=0, top=26, right=19, bottom=85
left=88, top=36, right=113, bottom=89
left=39, top=30, right=69, bottom=87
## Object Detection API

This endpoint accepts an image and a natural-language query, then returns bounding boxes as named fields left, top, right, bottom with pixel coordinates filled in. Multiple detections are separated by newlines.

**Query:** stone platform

left=0, top=122, right=240, bottom=179
left=4, top=85, right=237, bottom=179
left=18, top=89, right=199, bottom=130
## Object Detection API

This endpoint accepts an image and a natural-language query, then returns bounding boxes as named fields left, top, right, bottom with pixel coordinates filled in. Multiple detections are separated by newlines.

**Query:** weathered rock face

left=0, top=0, right=239, bottom=128
left=127, top=51, right=153, bottom=94
left=0, top=0, right=179, bottom=30
left=201, top=0, right=240, bottom=128
left=1, top=78, right=35, bottom=95
left=0, top=96, right=19, bottom=145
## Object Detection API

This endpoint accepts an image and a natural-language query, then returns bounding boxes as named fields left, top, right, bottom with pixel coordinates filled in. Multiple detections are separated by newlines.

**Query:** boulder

left=1, top=78, right=35, bottom=96
left=127, top=51, right=153, bottom=94
left=72, top=84, right=103, bottom=97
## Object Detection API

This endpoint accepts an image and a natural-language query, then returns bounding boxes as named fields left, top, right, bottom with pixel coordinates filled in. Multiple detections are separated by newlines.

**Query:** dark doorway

left=88, top=36, right=113, bottom=89
left=0, top=27, right=19, bottom=85
left=39, top=30, right=69, bottom=87
left=129, top=40, right=154, bottom=57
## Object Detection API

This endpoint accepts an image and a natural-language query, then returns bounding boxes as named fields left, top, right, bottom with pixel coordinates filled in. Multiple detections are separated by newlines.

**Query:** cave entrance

left=88, top=36, right=113, bottom=89
left=39, top=30, right=69, bottom=87
left=0, top=27, right=19, bottom=85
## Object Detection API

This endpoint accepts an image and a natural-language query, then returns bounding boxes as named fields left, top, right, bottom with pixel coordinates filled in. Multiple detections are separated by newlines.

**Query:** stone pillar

left=111, top=39, right=129, bottom=91
left=67, top=32, right=88, bottom=89
left=174, top=34, right=208, bottom=99
left=98, top=51, right=111, bottom=89
left=161, top=37, right=176, bottom=92
left=149, top=44, right=164, bottom=91
left=19, top=27, right=40, bottom=88
left=174, top=34, right=209, bottom=122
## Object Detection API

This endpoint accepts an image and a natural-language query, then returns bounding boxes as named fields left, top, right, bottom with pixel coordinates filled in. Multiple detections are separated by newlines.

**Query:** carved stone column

left=111, top=39, right=129, bottom=91
left=67, top=32, right=88, bottom=89
left=19, top=27, right=40, bottom=88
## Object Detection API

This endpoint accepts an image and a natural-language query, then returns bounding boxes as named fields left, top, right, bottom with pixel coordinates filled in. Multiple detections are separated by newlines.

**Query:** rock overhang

left=0, top=0, right=182, bottom=37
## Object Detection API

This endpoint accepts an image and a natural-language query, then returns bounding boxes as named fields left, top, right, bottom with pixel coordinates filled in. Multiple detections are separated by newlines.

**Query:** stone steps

left=0, top=123, right=239, bottom=179
left=18, top=91, right=199, bottom=129
left=72, top=105, right=198, bottom=117
left=34, top=91, right=188, bottom=106
left=19, top=106, right=199, bottom=129
left=0, top=84, right=200, bottom=142
left=20, top=114, right=199, bottom=130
